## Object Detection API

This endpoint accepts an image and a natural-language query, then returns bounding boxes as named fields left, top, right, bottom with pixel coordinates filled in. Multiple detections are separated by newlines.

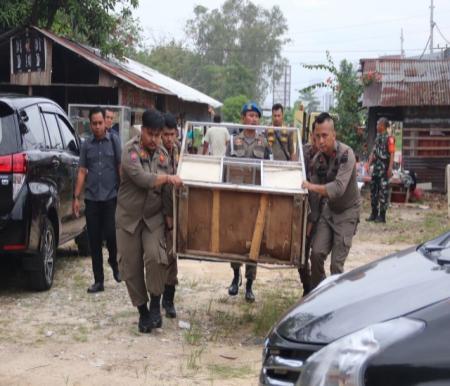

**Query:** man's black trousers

left=85, top=198, right=118, bottom=284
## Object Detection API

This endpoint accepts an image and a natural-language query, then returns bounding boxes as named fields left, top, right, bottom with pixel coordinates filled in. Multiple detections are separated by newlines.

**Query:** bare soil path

left=0, top=195, right=448, bottom=385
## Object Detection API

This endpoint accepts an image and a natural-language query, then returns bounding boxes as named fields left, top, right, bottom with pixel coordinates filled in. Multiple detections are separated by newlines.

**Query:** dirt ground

left=0, top=193, right=448, bottom=386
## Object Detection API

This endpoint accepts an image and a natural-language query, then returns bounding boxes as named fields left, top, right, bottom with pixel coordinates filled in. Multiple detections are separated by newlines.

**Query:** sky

left=134, top=0, right=450, bottom=108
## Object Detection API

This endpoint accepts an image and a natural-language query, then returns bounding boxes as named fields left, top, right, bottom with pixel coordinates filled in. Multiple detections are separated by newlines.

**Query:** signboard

left=11, top=31, right=46, bottom=73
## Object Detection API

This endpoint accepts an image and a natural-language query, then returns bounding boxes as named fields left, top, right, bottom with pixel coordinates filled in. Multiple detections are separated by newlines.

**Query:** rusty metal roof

left=33, top=27, right=222, bottom=107
left=360, top=58, right=450, bottom=107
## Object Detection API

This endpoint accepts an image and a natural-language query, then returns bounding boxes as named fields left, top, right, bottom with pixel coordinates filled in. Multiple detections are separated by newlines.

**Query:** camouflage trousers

left=370, top=173, right=389, bottom=212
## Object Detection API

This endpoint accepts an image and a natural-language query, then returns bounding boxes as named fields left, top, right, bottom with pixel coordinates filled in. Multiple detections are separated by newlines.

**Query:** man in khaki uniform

left=160, top=112, right=180, bottom=318
left=226, top=101, right=270, bottom=302
left=299, top=121, right=320, bottom=296
left=302, top=113, right=360, bottom=289
left=116, top=109, right=183, bottom=333
left=267, top=103, right=297, bottom=161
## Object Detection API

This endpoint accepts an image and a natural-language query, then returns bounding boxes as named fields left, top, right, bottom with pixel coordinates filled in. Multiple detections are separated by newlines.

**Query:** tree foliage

left=185, top=0, right=289, bottom=102
left=133, top=40, right=202, bottom=86
left=130, top=0, right=289, bottom=104
left=301, top=52, right=365, bottom=153
left=0, top=0, right=140, bottom=57
left=298, top=89, right=320, bottom=114
left=222, top=95, right=249, bottom=123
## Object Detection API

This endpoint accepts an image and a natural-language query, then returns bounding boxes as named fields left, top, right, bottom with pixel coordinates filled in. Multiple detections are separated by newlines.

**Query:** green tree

left=302, top=52, right=365, bottom=153
left=298, top=89, right=320, bottom=114
left=186, top=0, right=289, bottom=102
left=0, top=0, right=140, bottom=57
left=133, top=41, right=202, bottom=86
left=222, top=95, right=249, bottom=123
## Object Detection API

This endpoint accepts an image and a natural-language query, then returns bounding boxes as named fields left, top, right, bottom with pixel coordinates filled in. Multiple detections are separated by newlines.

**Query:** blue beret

left=241, top=101, right=262, bottom=118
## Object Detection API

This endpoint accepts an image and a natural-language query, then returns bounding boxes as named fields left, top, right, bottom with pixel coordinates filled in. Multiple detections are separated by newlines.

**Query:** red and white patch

left=159, top=153, right=166, bottom=164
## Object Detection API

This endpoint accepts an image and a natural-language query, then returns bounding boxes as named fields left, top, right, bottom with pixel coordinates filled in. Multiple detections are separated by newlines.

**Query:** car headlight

left=297, top=317, right=425, bottom=386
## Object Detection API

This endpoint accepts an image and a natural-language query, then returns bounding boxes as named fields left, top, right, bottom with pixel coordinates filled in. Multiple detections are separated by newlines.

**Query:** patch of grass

left=246, top=289, right=298, bottom=337
left=415, top=212, right=449, bottom=243
left=207, top=363, right=252, bottom=380
left=72, top=325, right=88, bottom=342
left=72, top=273, right=87, bottom=290
left=183, top=322, right=203, bottom=346
left=384, top=211, right=449, bottom=245
left=211, top=310, right=243, bottom=339
left=216, top=296, right=230, bottom=304
left=186, top=347, right=204, bottom=371
left=185, top=279, right=199, bottom=289
left=113, top=309, right=136, bottom=320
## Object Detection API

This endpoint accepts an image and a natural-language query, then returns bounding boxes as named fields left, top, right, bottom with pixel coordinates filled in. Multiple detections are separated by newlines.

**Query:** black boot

left=137, top=303, right=152, bottom=333
left=375, top=210, right=386, bottom=223
left=245, top=279, right=255, bottom=303
left=162, top=285, right=177, bottom=318
left=366, top=209, right=378, bottom=222
left=228, top=268, right=241, bottom=296
left=149, top=294, right=162, bottom=328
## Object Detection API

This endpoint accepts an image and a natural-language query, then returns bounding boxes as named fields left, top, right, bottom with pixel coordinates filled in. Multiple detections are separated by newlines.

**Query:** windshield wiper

left=422, top=244, right=446, bottom=253
left=420, top=244, right=450, bottom=266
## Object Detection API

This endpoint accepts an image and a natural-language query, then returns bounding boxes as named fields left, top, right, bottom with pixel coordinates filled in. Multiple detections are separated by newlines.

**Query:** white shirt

left=204, top=126, right=230, bottom=156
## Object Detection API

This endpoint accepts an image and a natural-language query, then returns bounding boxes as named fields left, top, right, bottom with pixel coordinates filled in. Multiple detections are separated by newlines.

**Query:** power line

left=435, top=23, right=450, bottom=44
left=285, top=11, right=450, bottom=36
left=420, top=35, right=431, bottom=59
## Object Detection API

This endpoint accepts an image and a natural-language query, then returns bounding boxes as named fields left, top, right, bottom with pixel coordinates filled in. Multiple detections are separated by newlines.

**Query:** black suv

left=0, top=95, right=88, bottom=290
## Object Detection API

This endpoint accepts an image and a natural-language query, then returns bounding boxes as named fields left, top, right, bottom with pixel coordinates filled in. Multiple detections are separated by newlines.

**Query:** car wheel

left=28, top=217, right=56, bottom=291
left=75, top=228, right=90, bottom=256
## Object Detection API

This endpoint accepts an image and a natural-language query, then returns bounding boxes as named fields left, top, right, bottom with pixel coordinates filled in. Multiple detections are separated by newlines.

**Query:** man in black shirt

left=73, top=107, right=122, bottom=293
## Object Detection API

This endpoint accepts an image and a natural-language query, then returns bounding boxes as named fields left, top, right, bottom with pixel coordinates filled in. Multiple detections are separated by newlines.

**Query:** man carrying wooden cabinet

left=225, top=101, right=270, bottom=302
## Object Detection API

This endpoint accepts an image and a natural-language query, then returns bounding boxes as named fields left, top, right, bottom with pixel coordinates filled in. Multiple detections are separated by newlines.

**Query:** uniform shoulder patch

left=340, top=150, right=349, bottom=164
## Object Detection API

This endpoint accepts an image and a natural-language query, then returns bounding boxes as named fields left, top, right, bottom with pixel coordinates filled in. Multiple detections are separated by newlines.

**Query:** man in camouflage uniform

left=367, top=117, right=395, bottom=223
left=267, top=103, right=297, bottom=161
left=226, top=101, right=270, bottom=302
left=116, top=109, right=183, bottom=334
left=302, top=113, right=361, bottom=289
left=160, top=112, right=180, bottom=318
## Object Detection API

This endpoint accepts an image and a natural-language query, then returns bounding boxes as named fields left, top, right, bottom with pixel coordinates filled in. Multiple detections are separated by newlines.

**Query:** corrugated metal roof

left=123, top=58, right=222, bottom=108
left=33, top=26, right=222, bottom=108
left=360, top=58, right=450, bottom=107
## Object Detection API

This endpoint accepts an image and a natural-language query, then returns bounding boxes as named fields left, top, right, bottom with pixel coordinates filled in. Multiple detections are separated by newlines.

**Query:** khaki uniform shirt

left=226, top=131, right=269, bottom=159
left=267, top=128, right=296, bottom=161
left=161, top=143, right=179, bottom=217
left=163, top=143, right=180, bottom=175
left=310, top=141, right=360, bottom=222
left=116, top=135, right=171, bottom=234
left=303, top=143, right=322, bottom=224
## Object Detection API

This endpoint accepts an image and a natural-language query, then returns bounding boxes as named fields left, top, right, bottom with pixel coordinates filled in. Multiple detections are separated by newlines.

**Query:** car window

left=22, top=105, right=47, bottom=150
left=56, top=115, right=78, bottom=152
left=43, top=113, right=63, bottom=150
left=0, top=112, right=19, bottom=156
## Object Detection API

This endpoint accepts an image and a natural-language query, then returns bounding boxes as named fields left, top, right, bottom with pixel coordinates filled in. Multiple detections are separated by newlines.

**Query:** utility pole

left=430, top=0, right=435, bottom=54
left=401, top=28, right=405, bottom=57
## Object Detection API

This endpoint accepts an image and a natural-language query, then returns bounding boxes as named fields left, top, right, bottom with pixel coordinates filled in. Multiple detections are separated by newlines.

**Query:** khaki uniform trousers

left=230, top=262, right=257, bottom=281
left=310, top=214, right=358, bottom=289
left=117, top=220, right=168, bottom=307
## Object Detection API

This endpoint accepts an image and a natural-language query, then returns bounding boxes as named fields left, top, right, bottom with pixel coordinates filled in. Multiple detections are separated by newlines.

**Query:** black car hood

left=277, top=246, right=450, bottom=344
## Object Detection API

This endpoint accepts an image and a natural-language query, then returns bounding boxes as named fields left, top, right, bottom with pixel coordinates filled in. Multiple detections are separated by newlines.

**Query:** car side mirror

left=68, top=140, right=79, bottom=154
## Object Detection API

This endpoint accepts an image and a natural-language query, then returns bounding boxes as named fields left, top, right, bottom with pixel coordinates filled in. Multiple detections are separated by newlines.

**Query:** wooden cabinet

left=175, top=122, right=308, bottom=267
